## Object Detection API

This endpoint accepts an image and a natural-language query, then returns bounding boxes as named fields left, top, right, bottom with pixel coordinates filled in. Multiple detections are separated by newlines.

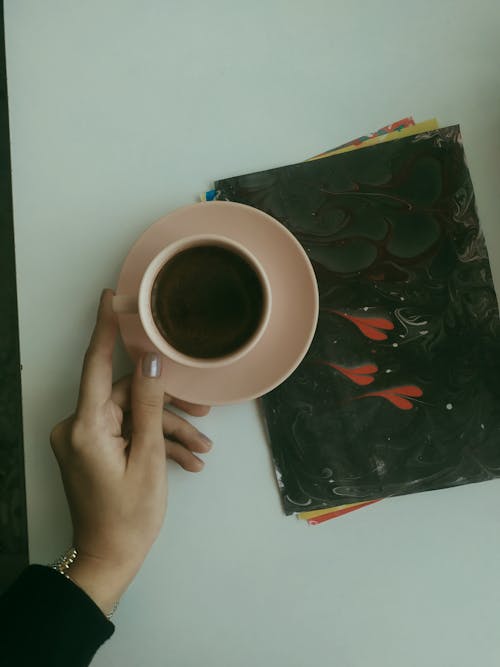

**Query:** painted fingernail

left=198, top=433, right=213, bottom=450
left=142, top=352, right=162, bottom=378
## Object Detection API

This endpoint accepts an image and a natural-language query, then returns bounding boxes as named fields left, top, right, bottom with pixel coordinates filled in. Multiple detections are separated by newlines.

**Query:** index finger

left=77, top=289, right=117, bottom=417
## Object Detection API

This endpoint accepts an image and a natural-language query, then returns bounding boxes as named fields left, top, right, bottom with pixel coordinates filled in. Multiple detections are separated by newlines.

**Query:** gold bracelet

left=50, top=547, right=119, bottom=619
left=51, top=546, right=78, bottom=579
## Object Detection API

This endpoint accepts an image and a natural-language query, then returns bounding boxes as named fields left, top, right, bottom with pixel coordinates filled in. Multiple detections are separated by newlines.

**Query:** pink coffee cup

left=112, top=234, right=272, bottom=369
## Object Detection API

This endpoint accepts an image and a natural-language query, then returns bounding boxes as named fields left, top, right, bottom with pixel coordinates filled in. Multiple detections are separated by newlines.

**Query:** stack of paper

left=208, top=119, right=500, bottom=524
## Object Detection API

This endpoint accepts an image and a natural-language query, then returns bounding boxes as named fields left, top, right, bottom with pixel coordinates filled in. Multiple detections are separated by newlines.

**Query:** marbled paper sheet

left=216, top=126, right=500, bottom=515
left=303, top=118, right=436, bottom=521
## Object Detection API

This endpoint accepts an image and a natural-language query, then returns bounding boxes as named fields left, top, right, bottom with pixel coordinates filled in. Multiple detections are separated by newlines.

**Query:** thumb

left=131, top=352, right=165, bottom=451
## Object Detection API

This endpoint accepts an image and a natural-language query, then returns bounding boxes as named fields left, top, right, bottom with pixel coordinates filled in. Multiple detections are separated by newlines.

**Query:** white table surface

left=5, top=2, right=500, bottom=666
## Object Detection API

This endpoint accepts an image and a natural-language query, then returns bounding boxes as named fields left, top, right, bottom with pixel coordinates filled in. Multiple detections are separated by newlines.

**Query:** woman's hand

left=50, top=290, right=211, bottom=615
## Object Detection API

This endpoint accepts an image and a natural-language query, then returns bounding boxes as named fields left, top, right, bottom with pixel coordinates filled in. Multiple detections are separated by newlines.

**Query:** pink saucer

left=116, top=201, right=318, bottom=405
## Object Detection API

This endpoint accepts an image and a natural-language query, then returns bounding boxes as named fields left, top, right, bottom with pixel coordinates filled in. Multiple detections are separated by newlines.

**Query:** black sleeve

left=1, top=564, right=115, bottom=667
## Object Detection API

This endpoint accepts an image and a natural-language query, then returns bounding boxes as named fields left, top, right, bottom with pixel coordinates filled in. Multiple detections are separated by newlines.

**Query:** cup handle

left=112, top=295, right=138, bottom=314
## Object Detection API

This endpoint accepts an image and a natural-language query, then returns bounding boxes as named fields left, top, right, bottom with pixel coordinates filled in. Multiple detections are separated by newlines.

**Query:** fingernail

left=194, top=457, right=205, bottom=471
left=198, top=433, right=213, bottom=450
left=142, top=352, right=162, bottom=378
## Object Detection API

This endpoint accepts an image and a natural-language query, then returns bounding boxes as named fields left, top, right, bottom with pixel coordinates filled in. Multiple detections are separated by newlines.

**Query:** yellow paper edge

left=307, top=118, right=438, bottom=161
left=298, top=117, right=439, bottom=520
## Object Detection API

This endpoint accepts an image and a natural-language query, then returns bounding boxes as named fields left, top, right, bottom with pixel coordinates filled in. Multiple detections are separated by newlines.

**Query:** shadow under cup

left=150, top=244, right=267, bottom=360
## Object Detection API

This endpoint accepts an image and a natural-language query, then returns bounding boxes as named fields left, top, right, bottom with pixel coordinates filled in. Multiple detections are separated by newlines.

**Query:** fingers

left=111, top=375, right=210, bottom=418
left=129, top=353, right=165, bottom=457
left=111, top=374, right=214, bottom=472
left=124, top=409, right=212, bottom=471
left=165, top=440, right=205, bottom=472
left=163, top=411, right=212, bottom=454
left=77, top=290, right=117, bottom=417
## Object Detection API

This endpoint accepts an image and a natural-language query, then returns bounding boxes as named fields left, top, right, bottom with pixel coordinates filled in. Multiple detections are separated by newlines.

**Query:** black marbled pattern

left=216, top=126, right=500, bottom=514
left=0, top=2, right=28, bottom=587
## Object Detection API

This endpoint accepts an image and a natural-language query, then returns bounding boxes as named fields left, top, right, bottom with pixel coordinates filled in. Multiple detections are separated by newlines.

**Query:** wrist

left=68, top=554, right=140, bottom=617
left=51, top=547, right=143, bottom=617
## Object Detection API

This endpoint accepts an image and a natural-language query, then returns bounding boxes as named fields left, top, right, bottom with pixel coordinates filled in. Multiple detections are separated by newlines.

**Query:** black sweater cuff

left=1, top=564, right=114, bottom=667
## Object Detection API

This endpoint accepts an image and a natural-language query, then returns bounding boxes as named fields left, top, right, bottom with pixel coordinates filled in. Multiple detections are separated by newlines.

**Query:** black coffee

left=151, top=245, right=264, bottom=359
